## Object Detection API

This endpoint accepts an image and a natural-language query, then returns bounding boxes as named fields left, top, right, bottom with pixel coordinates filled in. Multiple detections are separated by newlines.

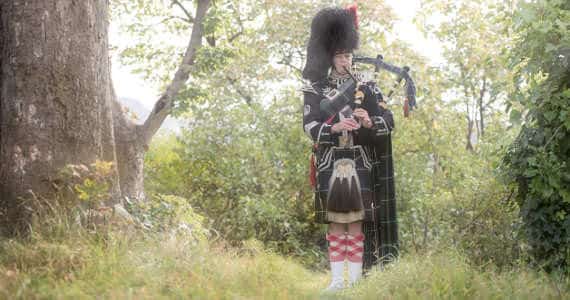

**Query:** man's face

left=332, top=52, right=353, bottom=74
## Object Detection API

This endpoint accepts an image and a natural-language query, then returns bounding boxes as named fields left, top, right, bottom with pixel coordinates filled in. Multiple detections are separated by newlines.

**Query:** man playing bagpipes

left=301, top=5, right=398, bottom=292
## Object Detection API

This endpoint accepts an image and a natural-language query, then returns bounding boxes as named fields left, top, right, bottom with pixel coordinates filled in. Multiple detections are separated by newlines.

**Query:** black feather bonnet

left=302, top=6, right=359, bottom=82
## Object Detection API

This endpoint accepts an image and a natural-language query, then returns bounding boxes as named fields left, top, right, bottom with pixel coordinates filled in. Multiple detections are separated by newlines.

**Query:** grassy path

left=1, top=231, right=568, bottom=299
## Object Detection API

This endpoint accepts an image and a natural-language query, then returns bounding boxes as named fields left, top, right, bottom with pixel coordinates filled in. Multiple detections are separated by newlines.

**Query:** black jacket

left=302, top=75, right=394, bottom=146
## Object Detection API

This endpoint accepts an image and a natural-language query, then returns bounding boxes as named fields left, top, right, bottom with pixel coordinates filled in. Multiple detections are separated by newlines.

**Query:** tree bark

left=0, top=0, right=121, bottom=233
left=112, top=92, right=146, bottom=202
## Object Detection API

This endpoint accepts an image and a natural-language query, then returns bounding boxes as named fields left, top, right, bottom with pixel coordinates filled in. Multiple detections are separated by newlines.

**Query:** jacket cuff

left=316, top=123, right=333, bottom=144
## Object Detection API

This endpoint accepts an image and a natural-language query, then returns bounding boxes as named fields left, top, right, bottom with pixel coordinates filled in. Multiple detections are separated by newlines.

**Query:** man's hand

left=353, top=108, right=373, bottom=128
left=331, top=118, right=360, bottom=133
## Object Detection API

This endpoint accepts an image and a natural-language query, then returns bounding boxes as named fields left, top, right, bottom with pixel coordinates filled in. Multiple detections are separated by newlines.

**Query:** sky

left=110, top=0, right=444, bottom=111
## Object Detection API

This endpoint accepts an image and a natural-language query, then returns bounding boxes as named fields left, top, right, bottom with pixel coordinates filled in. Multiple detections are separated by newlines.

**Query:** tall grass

left=0, top=198, right=567, bottom=299
left=344, top=250, right=569, bottom=299
left=0, top=230, right=325, bottom=299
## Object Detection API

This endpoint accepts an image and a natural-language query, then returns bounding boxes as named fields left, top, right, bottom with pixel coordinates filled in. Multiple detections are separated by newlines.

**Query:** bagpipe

left=312, top=55, right=416, bottom=268
left=319, top=54, right=417, bottom=121
left=353, top=54, right=417, bottom=117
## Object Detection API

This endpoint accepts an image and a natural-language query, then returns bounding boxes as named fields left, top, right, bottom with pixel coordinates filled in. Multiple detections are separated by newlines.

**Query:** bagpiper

left=301, top=4, right=399, bottom=292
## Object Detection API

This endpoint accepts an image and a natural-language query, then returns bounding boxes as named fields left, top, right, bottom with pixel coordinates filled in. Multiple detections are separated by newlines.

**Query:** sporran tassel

left=327, top=158, right=364, bottom=212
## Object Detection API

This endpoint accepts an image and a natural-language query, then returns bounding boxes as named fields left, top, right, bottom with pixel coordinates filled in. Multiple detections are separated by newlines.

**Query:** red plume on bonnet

left=345, top=3, right=359, bottom=29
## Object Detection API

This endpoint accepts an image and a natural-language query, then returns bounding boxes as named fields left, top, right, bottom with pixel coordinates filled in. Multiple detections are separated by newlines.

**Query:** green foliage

left=503, top=0, right=570, bottom=272
left=125, top=194, right=209, bottom=242
left=418, top=0, right=514, bottom=150
left=71, top=161, right=115, bottom=205
left=144, top=81, right=523, bottom=269
left=393, top=85, right=521, bottom=267
left=58, top=160, right=115, bottom=206
left=144, top=90, right=325, bottom=266
left=143, top=134, right=186, bottom=195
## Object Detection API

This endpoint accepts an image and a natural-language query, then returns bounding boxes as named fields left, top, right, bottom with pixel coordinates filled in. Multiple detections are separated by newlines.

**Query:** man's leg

left=346, top=222, right=364, bottom=285
left=324, top=223, right=346, bottom=292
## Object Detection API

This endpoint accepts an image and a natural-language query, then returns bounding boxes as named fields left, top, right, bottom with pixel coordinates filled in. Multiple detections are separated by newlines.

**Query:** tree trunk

left=1, top=0, right=211, bottom=234
left=112, top=96, right=146, bottom=202
left=466, top=119, right=475, bottom=152
left=478, top=78, right=487, bottom=138
left=0, top=0, right=121, bottom=233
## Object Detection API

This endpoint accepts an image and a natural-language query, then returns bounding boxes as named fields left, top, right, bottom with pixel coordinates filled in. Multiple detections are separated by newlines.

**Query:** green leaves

left=144, top=90, right=320, bottom=261
left=510, top=109, right=522, bottom=124
left=503, top=0, right=570, bottom=272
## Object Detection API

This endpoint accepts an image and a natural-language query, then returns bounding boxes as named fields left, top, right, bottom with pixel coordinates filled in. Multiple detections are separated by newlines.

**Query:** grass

left=344, top=250, right=569, bottom=300
left=0, top=222, right=568, bottom=299
left=0, top=231, right=325, bottom=299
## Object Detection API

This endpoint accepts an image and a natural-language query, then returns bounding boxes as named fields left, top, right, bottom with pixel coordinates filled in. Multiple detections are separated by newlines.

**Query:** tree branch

left=161, top=15, right=192, bottom=24
left=206, top=35, right=216, bottom=47
left=277, top=59, right=303, bottom=75
left=458, top=63, right=475, bottom=151
left=226, top=4, right=246, bottom=45
left=226, top=76, right=252, bottom=105
left=458, top=189, right=514, bottom=234
left=478, top=77, right=487, bottom=137
left=228, top=31, right=243, bottom=43
left=141, top=0, right=210, bottom=147
left=171, top=0, right=194, bottom=23
left=277, top=50, right=303, bottom=75
left=484, top=94, right=498, bottom=109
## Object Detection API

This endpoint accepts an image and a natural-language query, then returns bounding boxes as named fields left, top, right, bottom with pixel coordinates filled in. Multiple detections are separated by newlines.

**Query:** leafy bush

left=125, top=194, right=209, bottom=242
left=144, top=92, right=324, bottom=265
left=503, top=0, right=570, bottom=271
left=394, top=99, right=522, bottom=267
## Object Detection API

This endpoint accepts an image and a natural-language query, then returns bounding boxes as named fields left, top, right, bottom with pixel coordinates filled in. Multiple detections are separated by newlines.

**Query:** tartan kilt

left=313, top=145, right=376, bottom=223
left=313, top=135, right=398, bottom=268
